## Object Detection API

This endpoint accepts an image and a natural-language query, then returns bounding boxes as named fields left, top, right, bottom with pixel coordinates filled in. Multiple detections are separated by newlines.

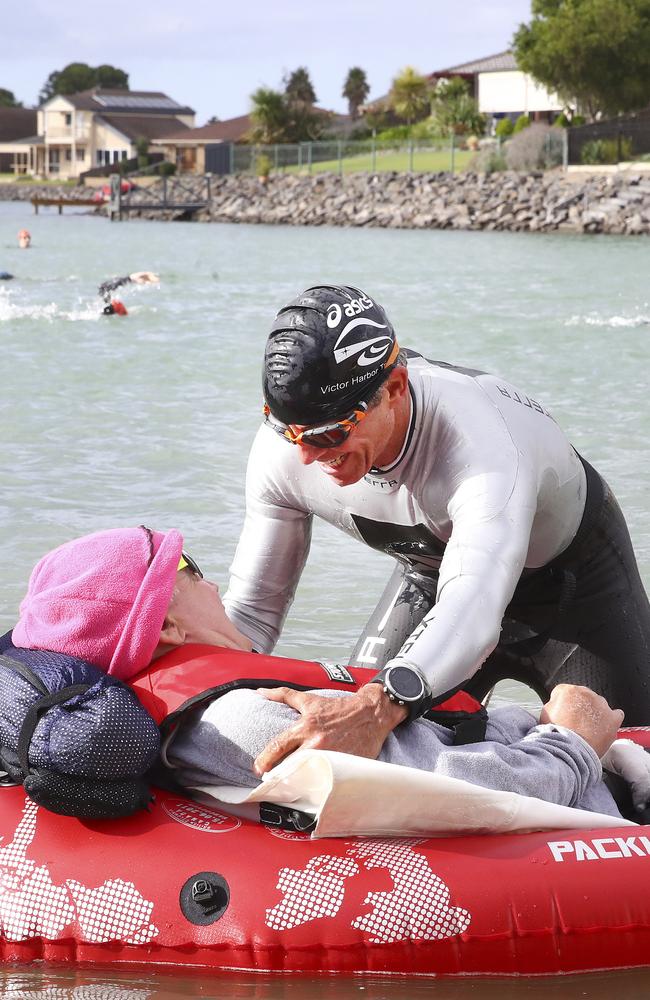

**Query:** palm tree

left=249, top=87, right=289, bottom=144
left=284, top=67, right=317, bottom=106
left=431, top=77, right=486, bottom=137
left=343, top=67, right=370, bottom=119
left=389, top=66, right=430, bottom=126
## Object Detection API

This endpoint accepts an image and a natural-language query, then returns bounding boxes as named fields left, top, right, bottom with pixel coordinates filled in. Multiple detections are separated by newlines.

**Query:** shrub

left=580, top=137, right=633, bottom=165
left=470, top=143, right=507, bottom=173
left=135, top=136, right=149, bottom=170
left=255, top=153, right=273, bottom=177
left=504, top=123, right=564, bottom=170
left=375, top=124, right=413, bottom=142
left=495, top=117, right=514, bottom=139
left=554, top=111, right=587, bottom=128
left=157, top=161, right=176, bottom=176
left=513, top=114, right=531, bottom=134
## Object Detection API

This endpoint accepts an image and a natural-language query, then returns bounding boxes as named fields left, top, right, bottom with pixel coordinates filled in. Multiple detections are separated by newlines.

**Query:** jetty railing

left=109, top=173, right=211, bottom=220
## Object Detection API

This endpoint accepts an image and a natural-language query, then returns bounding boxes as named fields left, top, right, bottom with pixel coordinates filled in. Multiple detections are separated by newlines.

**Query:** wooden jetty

left=29, top=174, right=211, bottom=220
left=31, top=196, right=98, bottom=214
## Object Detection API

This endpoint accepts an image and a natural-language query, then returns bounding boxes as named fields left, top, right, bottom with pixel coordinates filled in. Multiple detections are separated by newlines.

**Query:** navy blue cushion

left=0, top=631, right=160, bottom=818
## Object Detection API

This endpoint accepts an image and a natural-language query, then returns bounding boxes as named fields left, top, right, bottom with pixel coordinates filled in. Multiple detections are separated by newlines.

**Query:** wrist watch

left=371, top=663, right=433, bottom=723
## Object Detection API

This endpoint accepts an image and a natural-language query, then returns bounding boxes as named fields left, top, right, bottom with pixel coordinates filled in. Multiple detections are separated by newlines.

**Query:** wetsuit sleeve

left=98, top=275, right=132, bottom=299
left=392, top=449, right=539, bottom=697
left=223, top=426, right=312, bottom=653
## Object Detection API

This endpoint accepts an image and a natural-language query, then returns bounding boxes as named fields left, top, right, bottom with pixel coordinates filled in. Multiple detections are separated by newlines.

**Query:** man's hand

left=129, top=271, right=159, bottom=284
left=539, top=684, right=624, bottom=759
left=253, top=684, right=408, bottom=776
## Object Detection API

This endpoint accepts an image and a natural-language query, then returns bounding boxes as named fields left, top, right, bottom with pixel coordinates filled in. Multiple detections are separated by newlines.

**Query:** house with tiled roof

left=13, top=89, right=196, bottom=179
left=0, top=108, right=38, bottom=173
left=428, top=51, right=562, bottom=124
left=364, top=51, right=562, bottom=128
left=151, top=107, right=355, bottom=174
left=150, top=115, right=252, bottom=172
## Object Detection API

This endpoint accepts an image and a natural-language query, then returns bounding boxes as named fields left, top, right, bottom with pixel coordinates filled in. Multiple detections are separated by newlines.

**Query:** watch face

left=387, top=665, right=424, bottom=702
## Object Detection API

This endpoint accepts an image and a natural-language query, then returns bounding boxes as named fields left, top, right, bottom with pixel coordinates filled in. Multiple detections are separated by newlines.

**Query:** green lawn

left=0, top=174, right=78, bottom=185
left=279, top=147, right=475, bottom=176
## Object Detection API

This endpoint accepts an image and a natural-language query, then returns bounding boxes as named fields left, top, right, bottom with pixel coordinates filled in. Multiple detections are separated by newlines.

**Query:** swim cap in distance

left=103, top=299, right=128, bottom=316
left=263, top=285, right=399, bottom=425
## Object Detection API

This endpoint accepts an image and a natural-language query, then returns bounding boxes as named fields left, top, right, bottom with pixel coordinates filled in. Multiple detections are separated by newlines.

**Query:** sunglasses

left=139, top=525, right=203, bottom=578
left=263, top=401, right=369, bottom=450
left=177, top=551, right=204, bottom=579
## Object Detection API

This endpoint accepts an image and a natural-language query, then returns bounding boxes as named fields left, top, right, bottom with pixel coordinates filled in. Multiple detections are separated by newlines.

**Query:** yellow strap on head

left=177, top=555, right=189, bottom=572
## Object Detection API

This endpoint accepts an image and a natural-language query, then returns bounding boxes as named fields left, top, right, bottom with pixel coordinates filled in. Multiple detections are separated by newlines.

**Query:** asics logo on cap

left=327, top=294, right=375, bottom=329
left=333, top=318, right=392, bottom=366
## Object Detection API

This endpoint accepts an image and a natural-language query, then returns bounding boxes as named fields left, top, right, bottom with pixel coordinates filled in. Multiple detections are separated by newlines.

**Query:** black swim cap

left=263, top=285, right=399, bottom=425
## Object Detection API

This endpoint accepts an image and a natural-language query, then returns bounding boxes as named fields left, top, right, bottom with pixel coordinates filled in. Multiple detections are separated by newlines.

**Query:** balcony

left=45, top=126, right=90, bottom=142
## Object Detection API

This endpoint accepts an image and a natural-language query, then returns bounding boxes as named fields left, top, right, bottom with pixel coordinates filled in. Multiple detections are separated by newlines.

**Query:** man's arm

left=223, top=426, right=313, bottom=652
left=389, top=462, right=538, bottom=698
left=98, top=272, right=159, bottom=300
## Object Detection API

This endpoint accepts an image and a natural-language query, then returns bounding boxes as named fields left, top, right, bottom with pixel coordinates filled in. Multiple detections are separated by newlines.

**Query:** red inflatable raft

left=1, top=649, right=650, bottom=977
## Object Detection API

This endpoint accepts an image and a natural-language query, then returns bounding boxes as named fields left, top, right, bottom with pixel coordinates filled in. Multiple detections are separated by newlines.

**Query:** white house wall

left=478, top=70, right=561, bottom=114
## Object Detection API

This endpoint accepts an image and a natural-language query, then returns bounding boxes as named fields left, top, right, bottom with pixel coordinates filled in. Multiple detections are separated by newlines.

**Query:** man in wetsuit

left=224, top=284, right=650, bottom=771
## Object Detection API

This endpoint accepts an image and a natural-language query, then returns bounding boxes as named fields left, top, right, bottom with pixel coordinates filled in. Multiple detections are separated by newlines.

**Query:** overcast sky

left=5, top=0, right=533, bottom=124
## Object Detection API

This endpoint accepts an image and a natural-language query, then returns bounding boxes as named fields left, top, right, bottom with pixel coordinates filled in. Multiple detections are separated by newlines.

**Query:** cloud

left=4, top=0, right=531, bottom=122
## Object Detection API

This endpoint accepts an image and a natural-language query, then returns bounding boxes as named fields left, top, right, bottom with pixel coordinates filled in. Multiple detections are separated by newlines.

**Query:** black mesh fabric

left=24, top=769, right=155, bottom=819
left=0, top=632, right=161, bottom=818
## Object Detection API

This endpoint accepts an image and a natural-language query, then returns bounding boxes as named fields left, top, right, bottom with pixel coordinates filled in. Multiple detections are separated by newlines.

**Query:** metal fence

left=568, top=111, right=650, bottom=165
left=229, top=137, right=472, bottom=176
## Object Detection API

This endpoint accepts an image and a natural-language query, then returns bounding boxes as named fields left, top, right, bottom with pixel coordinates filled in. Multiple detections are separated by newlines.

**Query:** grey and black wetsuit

left=98, top=275, right=132, bottom=303
left=225, top=352, right=650, bottom=723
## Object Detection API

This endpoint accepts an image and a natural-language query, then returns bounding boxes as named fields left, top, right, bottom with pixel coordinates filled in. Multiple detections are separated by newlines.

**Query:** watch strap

left=370, top=663, right=433, bottom=723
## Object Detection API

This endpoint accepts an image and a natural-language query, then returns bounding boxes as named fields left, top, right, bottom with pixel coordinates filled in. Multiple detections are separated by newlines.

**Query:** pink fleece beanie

left=12, top=527, right=184, bottom=681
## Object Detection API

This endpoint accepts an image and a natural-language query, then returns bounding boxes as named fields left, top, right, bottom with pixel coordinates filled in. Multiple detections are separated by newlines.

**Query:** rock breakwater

left=4, top=171, right=650, bottom=235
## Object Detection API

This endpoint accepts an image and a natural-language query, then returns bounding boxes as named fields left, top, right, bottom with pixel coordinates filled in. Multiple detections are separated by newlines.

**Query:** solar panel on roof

left=95, top=95, right=181, bottom=110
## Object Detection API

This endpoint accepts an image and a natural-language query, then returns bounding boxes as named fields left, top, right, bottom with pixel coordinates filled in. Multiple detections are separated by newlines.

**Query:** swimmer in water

left=102, top=300, right=128, bottom=316
left=99, top=271, right=159, bottom=316
left=18, top=229, right=31, bottom=249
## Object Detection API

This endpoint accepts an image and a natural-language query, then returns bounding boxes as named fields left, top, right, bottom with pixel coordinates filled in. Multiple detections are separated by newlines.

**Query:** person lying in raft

left=99, top=270, right=159, bottom=316
left=4, top=526, right=650, bottom=823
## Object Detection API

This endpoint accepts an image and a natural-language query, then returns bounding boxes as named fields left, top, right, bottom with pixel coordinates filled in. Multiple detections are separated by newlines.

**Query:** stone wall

left=195, top=171, right=650, bottom=235
left=4, top=171, right=650, bottom=234
left=0, top=183, right=91, bottom=203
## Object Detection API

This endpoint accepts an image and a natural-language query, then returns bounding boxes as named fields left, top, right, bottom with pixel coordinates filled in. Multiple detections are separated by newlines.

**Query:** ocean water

left=1, top=199, right=649, bottom=996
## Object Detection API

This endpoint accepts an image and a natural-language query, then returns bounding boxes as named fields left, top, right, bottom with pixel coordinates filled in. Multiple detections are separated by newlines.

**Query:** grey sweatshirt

left=165, top=689, right=621, bottom=818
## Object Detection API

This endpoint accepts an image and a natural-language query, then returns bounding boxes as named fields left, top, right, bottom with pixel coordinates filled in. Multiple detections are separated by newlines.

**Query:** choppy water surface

left=1, top=200, right=649, bottom=996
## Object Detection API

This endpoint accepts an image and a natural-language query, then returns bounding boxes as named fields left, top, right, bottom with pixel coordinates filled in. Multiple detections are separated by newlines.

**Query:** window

left=64, top=113, right=72, bottom=126
left=96, top=149, right=103, bottom=166
left=76, top=148, right=85, bottom=161
left=65, top=149, right=72, bottom=161
left=121, top=150, right=128, bottom=161
left=112, top=150, right=120, bottom=163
